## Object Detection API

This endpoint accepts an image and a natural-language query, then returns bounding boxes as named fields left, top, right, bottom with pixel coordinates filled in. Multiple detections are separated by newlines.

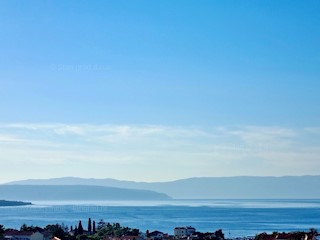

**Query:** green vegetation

left=0, top=224, right=5, bottom=239
left=1, top=223, right=70, bottom=240
left=95, top=220, right=139, bottom=238
left=0, top=220, right=317, bottom=240
left=78, top=221, right=84, bottom=235
left=255, top=230, right=319, bottom=240
left=20, top=224, right=43, bottom=232
left=2, top=220, right=140, bottom=240
left=88, top=218, right=92, bottom=233
left=44, top=224, right=70, bottom=240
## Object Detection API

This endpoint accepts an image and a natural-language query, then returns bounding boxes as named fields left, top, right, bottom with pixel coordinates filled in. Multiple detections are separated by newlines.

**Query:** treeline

left=0, top=219, right=140, bottom=240
left=0, top=223, right=71, bottom=240
left=255, top=229, right=319, bottom=240
left=72, top=218, right=139, bottom=240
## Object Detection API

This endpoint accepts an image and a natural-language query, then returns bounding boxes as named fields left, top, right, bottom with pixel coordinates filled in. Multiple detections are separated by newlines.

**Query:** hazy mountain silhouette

left=0, top=185, right=171, bottom=201
left=5, top=175, right=320, bottom=199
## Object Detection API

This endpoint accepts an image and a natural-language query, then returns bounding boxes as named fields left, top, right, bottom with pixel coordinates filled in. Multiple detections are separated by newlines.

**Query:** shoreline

left=0, top=200, right=32, bottom=207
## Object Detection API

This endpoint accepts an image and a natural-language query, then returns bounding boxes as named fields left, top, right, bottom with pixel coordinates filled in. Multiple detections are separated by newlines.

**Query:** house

left=4, top=231, right=50, bottom=240
left=149, top=231, right=165, bottom=240
left=256, top=233, right=277, bottom=240
left=188, top=233, right=201, bottom=240
left=174, top=227, right=196, bottom=239
left=277, top=233, right=308, bottom=240
left=257, top=232, right=313, bottom=240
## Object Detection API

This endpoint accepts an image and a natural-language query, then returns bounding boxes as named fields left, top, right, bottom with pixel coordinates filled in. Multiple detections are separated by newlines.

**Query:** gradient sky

left=0, top=1, right=319, bottom=183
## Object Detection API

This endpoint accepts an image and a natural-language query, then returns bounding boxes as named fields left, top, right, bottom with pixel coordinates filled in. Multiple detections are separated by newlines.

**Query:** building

left=4, top=231, right=51, bottom=240
left=174, top=227, right=196, bottom=238
left=149, top=231, right=165, bottom=240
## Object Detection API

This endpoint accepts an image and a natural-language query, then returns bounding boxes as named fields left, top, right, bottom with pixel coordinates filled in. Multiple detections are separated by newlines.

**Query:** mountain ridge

left=0, top=185, right=171, bottom=201
left=3, top=175, right=320, bottom=199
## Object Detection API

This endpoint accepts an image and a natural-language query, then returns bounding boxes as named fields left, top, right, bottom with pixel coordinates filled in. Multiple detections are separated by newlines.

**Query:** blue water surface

left=0, top=199, right=319, bottom=237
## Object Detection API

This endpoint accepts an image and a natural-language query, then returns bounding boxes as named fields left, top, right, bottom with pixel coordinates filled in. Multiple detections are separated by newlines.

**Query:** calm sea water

left=0, top=199, right=319, bottom=238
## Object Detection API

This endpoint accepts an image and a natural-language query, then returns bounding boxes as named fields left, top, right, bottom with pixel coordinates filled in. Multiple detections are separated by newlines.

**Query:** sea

left=0, top=199, right=320, bottom=238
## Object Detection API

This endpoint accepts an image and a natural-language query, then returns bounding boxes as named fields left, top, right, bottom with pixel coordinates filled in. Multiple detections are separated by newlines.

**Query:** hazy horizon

left=2, top=174, right=320, bottom=185
left=3, top=176, right=320, bottom=199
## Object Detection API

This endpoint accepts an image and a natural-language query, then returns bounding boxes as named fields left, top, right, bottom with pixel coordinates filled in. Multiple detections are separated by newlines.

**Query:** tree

left=20, top=224, right=28, bottom=231
left=44, top=224, right=67, bottom=240
left=97, top=219, right=106, bottom=230
left=214, top=229, right=225, bottom=240
left=0, top=225, right=5, bottom=239
left=74, top=226, right=78, bottom=236
left=130, top=229, right=139, bottom=236
left=92, top=221, right=96, bottom=234
left=309, top=228, right=318, bottom=236
left=78, top=221, right=83, bottom=235
left=115, top=223, right=120, bottom=229
left=95, top=222, right=140, bottom=239
left=20, top=224, right=43, bottom=232
left=88, top=218, right=92, bottom=233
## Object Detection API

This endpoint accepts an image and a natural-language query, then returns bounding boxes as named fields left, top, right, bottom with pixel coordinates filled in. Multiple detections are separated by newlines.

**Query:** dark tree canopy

left=215, top=229, right=225, bottom=240
left=20, top=224, right=43, bottom=232
left=97, top=219, right=106, bottom=230
left=0, top=225, right=5, bottom=238
left=95, top=222, right=139, bottom=238
left=78, top=221, right=84, bottom=235
left=88, top=218, right=92, bottom=233
left=45, top=224, right=68, bottom=240
left=93, top=221, right=96, bottom=234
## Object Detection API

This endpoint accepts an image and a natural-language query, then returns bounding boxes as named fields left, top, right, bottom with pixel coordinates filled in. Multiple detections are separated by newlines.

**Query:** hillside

left=0, top=185, right=171, bottom=201
left=5, top=176, right=320, bottom=199
left=0, top=200, right=32, bottom=207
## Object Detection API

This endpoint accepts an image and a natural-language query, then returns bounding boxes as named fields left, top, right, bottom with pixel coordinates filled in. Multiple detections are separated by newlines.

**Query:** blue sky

left=0, top=1, right=319, bottom=183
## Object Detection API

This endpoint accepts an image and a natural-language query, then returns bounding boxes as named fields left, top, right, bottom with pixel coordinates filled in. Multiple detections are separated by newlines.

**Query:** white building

left=149, top=231, right=165, bottom=240
left=174, top=227, right=196, bottom=238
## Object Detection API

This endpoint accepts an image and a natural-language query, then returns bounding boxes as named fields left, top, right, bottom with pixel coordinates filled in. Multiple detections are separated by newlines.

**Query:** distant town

left=0, top=220, right=318, bottom=240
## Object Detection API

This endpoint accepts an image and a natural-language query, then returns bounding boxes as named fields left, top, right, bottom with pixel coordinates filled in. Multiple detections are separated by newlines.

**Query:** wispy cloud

left=0, top=134, right=25, bottom=143
left=304, top=127, right=320, bottom=134
left=0, top=123, right=319, bottom=182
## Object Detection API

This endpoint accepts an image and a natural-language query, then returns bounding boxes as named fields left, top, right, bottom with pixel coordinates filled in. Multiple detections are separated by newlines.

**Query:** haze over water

left=1, top=199, right=320, bottom=238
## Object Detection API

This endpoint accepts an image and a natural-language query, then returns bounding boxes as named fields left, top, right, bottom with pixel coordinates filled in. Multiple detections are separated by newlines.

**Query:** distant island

left=0, top=185, right=171, bottom=201
left=4, top=175, right=320, bottom=199
left=0, top=200, right=32, bottom=207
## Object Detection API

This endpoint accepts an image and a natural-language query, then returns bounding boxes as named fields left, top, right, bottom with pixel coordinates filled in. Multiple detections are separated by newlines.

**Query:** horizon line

left=2, top=174, right=319, bottom=185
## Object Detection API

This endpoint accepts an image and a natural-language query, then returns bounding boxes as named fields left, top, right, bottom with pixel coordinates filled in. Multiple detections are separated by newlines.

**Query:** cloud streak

left=0, top=123, right=319, bottom=183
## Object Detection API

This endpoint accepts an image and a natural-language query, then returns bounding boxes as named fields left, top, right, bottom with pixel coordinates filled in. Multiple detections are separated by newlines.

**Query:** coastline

left=0, top=199, right=319, bottom=238
left=0, top=200, right=32, bottom=207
